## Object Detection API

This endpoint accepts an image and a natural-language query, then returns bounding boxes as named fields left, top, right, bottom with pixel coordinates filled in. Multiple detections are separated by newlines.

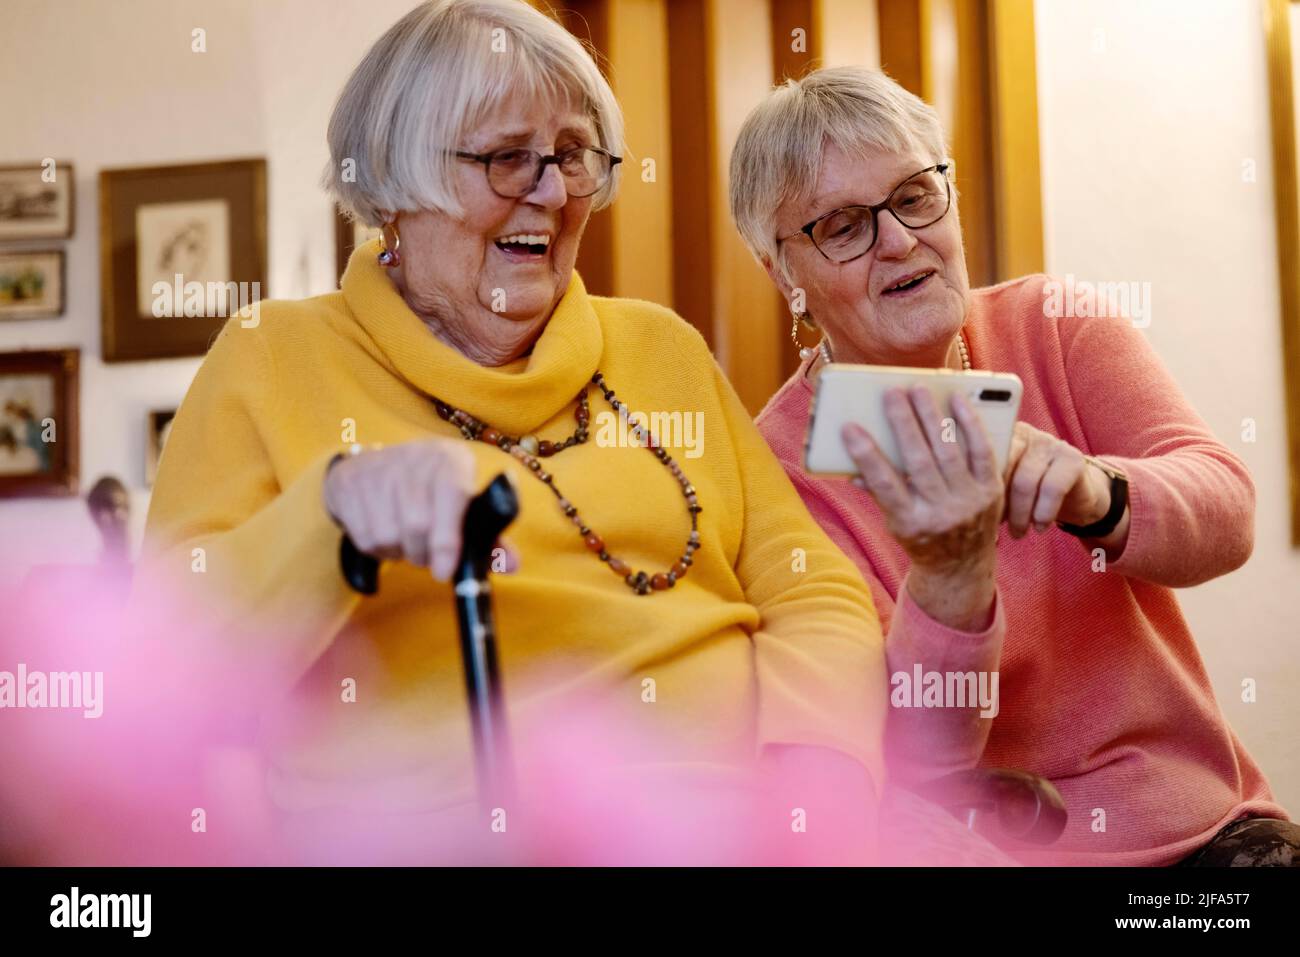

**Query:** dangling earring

left=377, top=217, right=401, bottom=267
left=790, top=312, right=819, bottom=361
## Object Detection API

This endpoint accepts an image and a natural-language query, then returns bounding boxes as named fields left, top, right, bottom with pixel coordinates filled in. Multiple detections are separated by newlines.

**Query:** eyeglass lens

left=811, top=168, right=950, bottom=262
left=487, top=148, right=611, bottom=198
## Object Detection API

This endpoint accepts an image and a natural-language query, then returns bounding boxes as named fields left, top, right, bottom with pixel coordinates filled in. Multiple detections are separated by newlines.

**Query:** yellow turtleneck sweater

left=140, top=241, right=886, bottom=815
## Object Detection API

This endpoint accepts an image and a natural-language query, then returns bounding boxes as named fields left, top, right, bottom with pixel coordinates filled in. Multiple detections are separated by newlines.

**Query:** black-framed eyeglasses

left=776, top=163, right=952, bottom=264
left=455, top=146, right=623, bottom=199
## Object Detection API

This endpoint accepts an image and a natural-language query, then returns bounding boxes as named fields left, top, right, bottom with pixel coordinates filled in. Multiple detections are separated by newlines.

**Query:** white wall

left=0, top=0, right=417, bottom=581
left=1035, top=0, right=1300, bottom=811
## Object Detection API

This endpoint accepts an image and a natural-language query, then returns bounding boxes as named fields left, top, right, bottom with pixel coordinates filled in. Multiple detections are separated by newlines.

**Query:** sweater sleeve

left=705, top=351, right=890, bottom=789
left=1054, top=306, right=1255, bottom=586
left=781, top=468, right=1005, bottom=787
left=881, top=580, right=1004, bottom=785
left=135, top=317, right=361, bottom=699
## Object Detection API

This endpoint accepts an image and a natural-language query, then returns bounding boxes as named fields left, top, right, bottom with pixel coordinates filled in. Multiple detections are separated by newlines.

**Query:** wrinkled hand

left=842, top=386, right=1003, bottom=577
left=841, top=387, right=1002, bottom=631
left=1003, top=421, right=1111, bottom=537
left=323, top=438, right=481, bottom=581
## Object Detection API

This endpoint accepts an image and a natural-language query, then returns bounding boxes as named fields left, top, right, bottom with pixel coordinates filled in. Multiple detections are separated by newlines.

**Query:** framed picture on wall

left=144, top=408, right=176, bottom=487
left=99, top=158, right=267, bottom=362
left=334, top=205, right=380, bottom=286
left=0, top=348, right=79, bottom=498
left=0, top=250, right=65, bottom=321
left=0, top=162, right=75, bottom=241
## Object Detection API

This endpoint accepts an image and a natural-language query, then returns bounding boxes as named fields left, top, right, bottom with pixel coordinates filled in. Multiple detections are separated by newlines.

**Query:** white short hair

left=729, top=66, right=948, bottom=270
left=323, top=0, right=624, bottom=226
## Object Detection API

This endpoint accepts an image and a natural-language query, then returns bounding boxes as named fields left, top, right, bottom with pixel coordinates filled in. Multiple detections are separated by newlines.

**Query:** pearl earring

left=790, top=313, right=818, bottom=361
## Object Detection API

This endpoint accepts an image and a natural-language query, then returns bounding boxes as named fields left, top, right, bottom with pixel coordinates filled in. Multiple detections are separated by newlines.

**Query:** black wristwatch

left=1058, top=457, right=1129, bottom=539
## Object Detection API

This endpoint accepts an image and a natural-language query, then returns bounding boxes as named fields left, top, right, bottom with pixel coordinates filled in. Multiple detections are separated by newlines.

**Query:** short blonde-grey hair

left=324, top=0, right=624, bottom=227
left=729, top=66, right=948, bottom=271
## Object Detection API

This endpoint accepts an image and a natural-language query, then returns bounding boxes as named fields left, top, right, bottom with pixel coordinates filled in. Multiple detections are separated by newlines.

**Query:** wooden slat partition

left=606, top=0, right=674, bottom=308
left=666, top=0, right=718, bottom=350
left=535, top=0, right=1044, bottom=410
left=707, top=0, right=783, bottom=413
left=550, top=0, right=615, bottom=296
left=878, top=0, right=1042, bottom=287
left=986, top=0, right=1044, bottom=282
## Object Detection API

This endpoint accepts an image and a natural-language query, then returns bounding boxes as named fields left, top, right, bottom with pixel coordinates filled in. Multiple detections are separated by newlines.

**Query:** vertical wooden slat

left=605, top=0, right=674, bottom=307
left=771, top=0, right=816, bottom=81
left=551, top=0, right=616, bottom=296
left=885, top=0, right=998, bottom=285
left=709, top=0, right=782, bottom=414
left=876, top=0, right=924, bottom=94
left=667, top=0, right=717, bottom=349
left=929, top=0, right=996, bottom=287
left=766, top=1, right=883, bottom=386
left=986, top=0, right=1044, bottom=280
left=770, top=0, right=818, bottom=383
left=877, top=0, right=1037, bottom=288
left=950, top=0, right=995, bottom=287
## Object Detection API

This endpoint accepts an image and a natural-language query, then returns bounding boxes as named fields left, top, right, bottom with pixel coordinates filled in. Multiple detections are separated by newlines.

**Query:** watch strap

left=1058, top=457, right=1129, bottom=539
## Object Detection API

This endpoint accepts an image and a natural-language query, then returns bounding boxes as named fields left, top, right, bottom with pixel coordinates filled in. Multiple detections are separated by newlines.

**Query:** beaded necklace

left=433, top=372, right=701, bottom=595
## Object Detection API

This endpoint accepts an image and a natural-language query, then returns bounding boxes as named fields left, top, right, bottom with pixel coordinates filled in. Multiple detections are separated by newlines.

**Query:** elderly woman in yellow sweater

left=139, top=0, right=884, bottom=858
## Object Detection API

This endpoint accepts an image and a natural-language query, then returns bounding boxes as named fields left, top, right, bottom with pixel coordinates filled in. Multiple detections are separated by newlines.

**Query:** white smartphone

left=804, top=363, right=1024, bottom=477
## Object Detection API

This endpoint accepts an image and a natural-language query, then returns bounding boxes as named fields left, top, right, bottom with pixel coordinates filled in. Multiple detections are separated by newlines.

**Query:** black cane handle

left=456, top=473, right=520, bottom=579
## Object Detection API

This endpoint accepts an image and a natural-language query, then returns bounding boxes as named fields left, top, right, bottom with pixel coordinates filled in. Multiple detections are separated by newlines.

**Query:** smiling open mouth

left=884, top=270, right=934, bottom=294
left=494, top=233, right=551, bottom=257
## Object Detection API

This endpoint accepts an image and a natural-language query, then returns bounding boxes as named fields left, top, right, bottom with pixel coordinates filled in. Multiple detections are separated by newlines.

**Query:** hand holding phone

left=805, top=364, right=1022, bottom=631
left=805, top=364, right=1023, bottom=477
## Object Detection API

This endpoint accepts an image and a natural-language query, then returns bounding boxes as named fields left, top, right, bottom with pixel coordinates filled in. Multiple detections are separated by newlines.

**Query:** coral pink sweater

left=756, top=274, right=1286, bottom=865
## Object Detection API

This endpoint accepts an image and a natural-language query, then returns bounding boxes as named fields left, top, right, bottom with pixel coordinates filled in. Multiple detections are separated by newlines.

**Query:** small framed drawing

left=0, top=250, right=65, bottom=321
left=0, top=162, right=75, bottom=241
left=144, top=408, right=176, bottom=487
left=99, top=158, right=267, bottom=362
left=334, top=205, right=381, bottom=285
left=0, top=348, right=79, bottom=498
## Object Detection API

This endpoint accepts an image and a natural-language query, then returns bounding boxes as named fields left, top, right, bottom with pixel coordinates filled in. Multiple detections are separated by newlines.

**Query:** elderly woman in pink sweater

left=730, top=66, right=1296, bottom=866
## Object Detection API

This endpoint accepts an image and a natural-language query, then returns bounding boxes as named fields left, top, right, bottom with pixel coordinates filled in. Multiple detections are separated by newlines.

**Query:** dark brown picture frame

left=0, top=348, right=79, bottom=498
left=0, top=162, right=75, bottom=241
left=0, top=249, right=65, bottom=321
left=99, top=158, right=267, bottom=362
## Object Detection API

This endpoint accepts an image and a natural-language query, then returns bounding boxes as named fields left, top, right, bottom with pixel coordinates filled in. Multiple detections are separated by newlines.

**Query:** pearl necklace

left=818, top=330, right=972, bottom=370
